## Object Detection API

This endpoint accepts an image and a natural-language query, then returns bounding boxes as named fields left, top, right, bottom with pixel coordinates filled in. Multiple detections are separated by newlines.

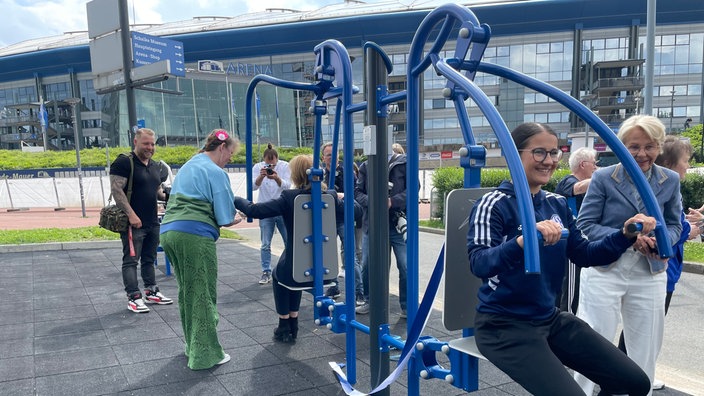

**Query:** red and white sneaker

left=144, top=287, right=173, bottom=305
left=128, top=294, right=150, bottom=313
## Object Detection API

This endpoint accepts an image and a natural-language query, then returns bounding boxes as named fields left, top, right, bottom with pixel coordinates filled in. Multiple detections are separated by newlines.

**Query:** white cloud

left=0, top=0, right=88, bottom=47
left=0, top=0, right=353, bottom=49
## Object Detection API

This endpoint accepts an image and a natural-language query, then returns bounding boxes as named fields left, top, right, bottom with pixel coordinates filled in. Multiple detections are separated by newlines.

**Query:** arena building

left=0, top=0, right=702, bottom=154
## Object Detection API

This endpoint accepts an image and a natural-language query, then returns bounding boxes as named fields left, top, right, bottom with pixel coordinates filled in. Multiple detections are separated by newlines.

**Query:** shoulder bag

left=99, top=153, right=134, bottom=233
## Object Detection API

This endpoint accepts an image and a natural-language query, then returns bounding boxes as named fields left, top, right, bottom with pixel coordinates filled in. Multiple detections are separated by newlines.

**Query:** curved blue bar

left=476, top=62, right=673, bottom=259
left=435, top=60, right=541, bottom=273
left=406, top=4, right=495, bottom=395
left=244, top=74, right=320, bottom=202
left=312, top=39, right=360, bottom=384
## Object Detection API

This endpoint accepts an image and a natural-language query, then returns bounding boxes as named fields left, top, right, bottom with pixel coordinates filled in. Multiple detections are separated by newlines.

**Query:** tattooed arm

left=110, top=174, right=141, bottom=228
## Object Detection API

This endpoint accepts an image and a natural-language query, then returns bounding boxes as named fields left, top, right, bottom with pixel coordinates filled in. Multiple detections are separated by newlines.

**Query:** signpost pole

left=118, top=0, right=138, bottom=146
left=68, top=98, right=87, bottom=218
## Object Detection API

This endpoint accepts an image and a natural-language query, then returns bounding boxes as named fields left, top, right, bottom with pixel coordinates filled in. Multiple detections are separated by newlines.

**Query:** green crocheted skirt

left=161, top=230, right=226, bottom=370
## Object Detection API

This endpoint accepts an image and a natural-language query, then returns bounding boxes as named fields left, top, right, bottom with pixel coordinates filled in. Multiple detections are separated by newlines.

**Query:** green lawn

left=0, top=227, right=242, bottom=245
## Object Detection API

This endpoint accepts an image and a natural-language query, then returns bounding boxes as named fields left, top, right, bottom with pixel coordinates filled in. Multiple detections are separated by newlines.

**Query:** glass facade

left=1, top=23, right=703, bottom=151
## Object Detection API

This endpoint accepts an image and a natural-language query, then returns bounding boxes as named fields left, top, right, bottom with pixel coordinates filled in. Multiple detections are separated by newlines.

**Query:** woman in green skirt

left=160, top=129, right=240, bottom=370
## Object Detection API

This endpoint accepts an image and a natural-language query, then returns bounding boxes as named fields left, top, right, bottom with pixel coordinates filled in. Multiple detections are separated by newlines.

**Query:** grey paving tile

left=0, top=299, right=32, bottom=314
left=33, top=317, right=103, bottom=337
left=0, top=356, right=34, bottom=382
left=268, top=335, right=345, bottom=364
left=285, top=355, right=347, bottom=388
left=209, top=344, right=283, bottom=375
left=104, top=321, right=178, bottom=345
left=0, top=322, right=33, bottom=340
left=0, top=244, right=697, bottom=396
left=34, top=329, right=109, bottom=354
left=115, top=376, right=230, bottom=396
left=99, top=308, right=168, bottom=329
left=0, top=378, right=34, bottom=396
left=164, top=318, right=185, bottom=337
left=34, top=346, right=119, bottom=376
left=216, top=299, right=271, bottom=316
left=112, top=337, right=186, bottom=365
left=33, top=303, right=97, bottom=322
left=214, top=328, right=258, bottom=350
left=0, top=309, right=33, bottom=325
left=216, top=364, right=315, bottom=396
left=34, top=366, right=129, bottom=395
left=121, top=356, right=213, bottom=388
left=239, top=323, right=279, bottom=344
left=224, top=309, right=279, bottom=331
left=0, top=337, right=33, bottom=358
left=33, top=293, right=90, bottom=310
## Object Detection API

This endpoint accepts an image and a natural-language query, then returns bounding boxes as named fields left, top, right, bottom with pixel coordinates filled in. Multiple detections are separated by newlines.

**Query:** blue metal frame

left=241, top=4, right=674, bottom=395
left=244, top=39, right=380, bottom=386
left=403, top=3, right=673, bottom=395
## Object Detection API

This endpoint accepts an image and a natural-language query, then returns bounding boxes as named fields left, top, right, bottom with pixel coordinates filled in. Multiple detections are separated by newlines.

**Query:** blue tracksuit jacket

left=466, top=180, right=636, bottom=320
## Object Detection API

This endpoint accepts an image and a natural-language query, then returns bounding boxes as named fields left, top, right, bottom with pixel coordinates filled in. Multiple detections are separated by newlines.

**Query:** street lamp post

left=66, top=98, right=87, bottom=217
left=669, top=89, right=676, bottom=133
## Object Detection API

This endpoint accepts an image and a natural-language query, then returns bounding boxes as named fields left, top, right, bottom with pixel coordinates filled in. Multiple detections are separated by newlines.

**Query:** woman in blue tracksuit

left=466, top=122, right=652, bottom=395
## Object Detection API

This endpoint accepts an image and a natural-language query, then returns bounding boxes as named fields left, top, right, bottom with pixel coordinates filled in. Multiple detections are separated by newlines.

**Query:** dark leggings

left=271, top=270, right=302, bottom=316
left=475, top=311, right=650, bottom=396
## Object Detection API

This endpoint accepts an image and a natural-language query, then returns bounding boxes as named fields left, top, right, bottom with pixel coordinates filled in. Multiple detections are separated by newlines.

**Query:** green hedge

left=0, top=145, right=316, bottom=170
left=431, top=166, right=704, bottom=219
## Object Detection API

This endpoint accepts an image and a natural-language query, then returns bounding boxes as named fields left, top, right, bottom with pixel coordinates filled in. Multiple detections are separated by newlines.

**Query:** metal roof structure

left=0, top=0, right=702, bottom=84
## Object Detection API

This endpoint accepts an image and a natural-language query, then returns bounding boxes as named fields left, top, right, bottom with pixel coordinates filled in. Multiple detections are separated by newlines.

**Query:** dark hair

left=511, top=122, right=558, bottom=150
left=655, top=135, right=692, bottom=169
left=202, top=129, right=237, bottom=152
left=262, top=143, right=279, bottom=161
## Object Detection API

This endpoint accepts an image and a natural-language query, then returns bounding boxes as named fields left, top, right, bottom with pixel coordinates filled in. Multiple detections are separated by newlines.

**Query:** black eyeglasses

left=519, top=148, right=563, bottom=162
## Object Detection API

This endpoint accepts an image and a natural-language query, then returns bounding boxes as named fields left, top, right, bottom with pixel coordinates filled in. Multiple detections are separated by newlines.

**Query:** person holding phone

left=252, top=144, right=291, bottom=285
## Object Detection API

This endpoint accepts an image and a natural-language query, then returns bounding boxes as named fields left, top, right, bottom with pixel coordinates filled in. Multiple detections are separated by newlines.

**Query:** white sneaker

left=127, top=297, right=150, bottom=313
left=144, top=287, right=173, bottom=305
left=652, top=379, right=665, bottom=390
left=217, top=353, right=231, bottom=365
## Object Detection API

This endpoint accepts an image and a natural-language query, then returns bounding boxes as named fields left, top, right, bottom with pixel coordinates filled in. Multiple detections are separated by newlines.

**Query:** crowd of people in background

left=118, top=114, right=701, bottom=392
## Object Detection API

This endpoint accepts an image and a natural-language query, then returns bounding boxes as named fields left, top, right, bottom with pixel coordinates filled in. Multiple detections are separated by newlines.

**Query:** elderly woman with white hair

left=574, top=115, right=682, bottom=395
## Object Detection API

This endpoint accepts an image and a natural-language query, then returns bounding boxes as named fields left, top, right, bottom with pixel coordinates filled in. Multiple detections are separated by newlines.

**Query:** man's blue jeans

left=260, top=216, right=287, bottom=272
left=389, top=227, right=408, bottom=310
left=120, top=225, right=160, bottom=297
left=337, top=222, right=363, bottom=294
left=360, top=227, right=407, bottom=310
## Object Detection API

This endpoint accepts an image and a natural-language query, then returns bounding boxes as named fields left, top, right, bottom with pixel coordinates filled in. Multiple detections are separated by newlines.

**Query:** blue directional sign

left=131, top=31, right=185, bottom=77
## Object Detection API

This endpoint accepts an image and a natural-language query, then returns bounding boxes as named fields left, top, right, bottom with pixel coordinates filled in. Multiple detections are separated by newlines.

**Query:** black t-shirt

left=109, top=153, right=162, bottom=227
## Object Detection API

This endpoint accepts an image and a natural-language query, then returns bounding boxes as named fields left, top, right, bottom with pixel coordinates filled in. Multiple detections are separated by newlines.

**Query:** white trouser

left=575, top=249, right=666, bottom=396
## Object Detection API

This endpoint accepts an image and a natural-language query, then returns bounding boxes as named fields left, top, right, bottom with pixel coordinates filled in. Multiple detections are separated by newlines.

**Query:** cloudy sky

left=0, top=0, right=355, bottom=49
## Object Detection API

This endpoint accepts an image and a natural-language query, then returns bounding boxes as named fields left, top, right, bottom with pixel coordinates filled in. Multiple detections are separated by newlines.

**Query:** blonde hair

left=289, top=154, right=328, bottom=190
left=391, top=143, right=405, bottom=155
left=134, top=128, right=155, bottom=139
left=289, top=155, right=313, bottom=189
left=617, top=115, right=666, bottom=148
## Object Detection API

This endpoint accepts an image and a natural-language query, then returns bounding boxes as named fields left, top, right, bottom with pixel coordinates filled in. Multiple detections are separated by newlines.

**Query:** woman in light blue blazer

left=574, top=115, right=682, bottom=395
